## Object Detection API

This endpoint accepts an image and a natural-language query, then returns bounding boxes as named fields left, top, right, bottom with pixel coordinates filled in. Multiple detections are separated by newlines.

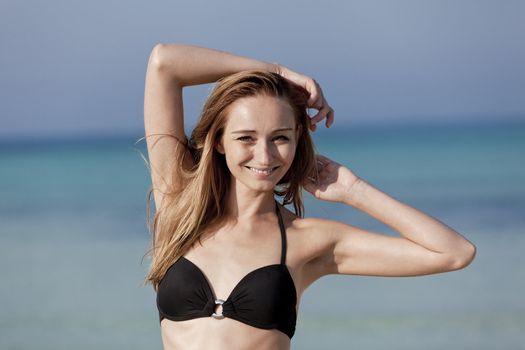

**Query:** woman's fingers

left=315, top=154, right=327, bottom=163
left=316, top=154, right=341, bottom=170
left=310, top=104, right=330, bottom=123
left=326, top=107, right=335, bottom=128
left=275, top=66, right=335, bottom=131
left=316, top=154, right=331, bottom=161
left=306, top=83, right=334, bottom=130
left=312, top=155, right=331, bottom=176
left=306, top=79, right=321, bottom=106
left=310, top=104, right=334, bottom=129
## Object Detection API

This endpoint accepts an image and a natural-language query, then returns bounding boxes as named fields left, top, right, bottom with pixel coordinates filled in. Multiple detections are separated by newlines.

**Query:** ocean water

left=1, top=121, right=524, bottom=349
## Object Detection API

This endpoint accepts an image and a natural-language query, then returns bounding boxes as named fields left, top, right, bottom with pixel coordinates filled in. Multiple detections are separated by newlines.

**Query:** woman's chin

left=249, top=182, right=277, bottom=193
left=236, top=178, right=278, bottom=193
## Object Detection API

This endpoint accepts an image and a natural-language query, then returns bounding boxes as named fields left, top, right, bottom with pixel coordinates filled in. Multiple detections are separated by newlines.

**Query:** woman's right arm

left=148, top=43, right=278, bottom=86
left=144, top=44, right=280, bottom=209
left=143, top=43, right=333, bottom=210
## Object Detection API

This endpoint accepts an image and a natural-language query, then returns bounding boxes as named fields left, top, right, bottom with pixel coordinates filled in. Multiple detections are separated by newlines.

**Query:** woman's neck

left=224, top=183, right=277, bottom=221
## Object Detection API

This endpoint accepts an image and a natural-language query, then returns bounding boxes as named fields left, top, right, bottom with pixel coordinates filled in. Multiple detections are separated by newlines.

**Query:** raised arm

left=144, top=44, right=279, bottom=209
left=301, top=155, right=476, bottom=285
left=144, top=44, right=333, bottom=210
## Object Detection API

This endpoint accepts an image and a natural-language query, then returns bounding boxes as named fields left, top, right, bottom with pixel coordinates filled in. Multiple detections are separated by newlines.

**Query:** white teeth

left=248, top=167, right=277, bottom=175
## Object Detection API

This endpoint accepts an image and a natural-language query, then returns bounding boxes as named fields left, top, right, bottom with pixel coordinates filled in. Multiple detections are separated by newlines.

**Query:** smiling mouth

left=245, top=166, right=279, bottom=175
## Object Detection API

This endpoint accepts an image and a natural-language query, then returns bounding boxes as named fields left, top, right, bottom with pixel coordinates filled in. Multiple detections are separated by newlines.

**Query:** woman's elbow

left=448, top=241, right=477, bottom=271
left=148, top=43, right=167, bottom=69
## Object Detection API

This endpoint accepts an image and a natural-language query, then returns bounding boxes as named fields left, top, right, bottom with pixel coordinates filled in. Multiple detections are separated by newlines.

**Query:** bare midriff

left=160, top=317, right=291, bottom=350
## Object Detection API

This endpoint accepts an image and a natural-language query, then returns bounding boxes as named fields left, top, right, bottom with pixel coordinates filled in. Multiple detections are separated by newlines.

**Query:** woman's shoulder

left=280, top=205, right=339, bottom=234
left=280, top=207, right=348, bottom=291
left=280, top=206, right=343, bottom=260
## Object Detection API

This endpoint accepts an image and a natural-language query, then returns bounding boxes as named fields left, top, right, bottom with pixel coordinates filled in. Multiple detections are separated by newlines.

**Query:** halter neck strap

left=275, top=200, right=287, bottom=266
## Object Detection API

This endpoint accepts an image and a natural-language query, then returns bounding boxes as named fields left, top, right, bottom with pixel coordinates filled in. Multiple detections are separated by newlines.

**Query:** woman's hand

left=275, top=65, right=334, bottom=132
left=302, top=155, right=361, bottom=205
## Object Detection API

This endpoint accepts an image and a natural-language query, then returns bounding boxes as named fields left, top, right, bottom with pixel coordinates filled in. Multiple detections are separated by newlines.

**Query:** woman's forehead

left=224, top=95, right=295, bottom=132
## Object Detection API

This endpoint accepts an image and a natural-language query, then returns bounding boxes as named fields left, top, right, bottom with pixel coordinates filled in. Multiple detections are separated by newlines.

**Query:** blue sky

left=1, top=0, right=523, bottom=140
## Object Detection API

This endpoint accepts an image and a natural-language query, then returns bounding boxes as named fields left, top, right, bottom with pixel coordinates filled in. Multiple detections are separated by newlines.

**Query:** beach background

left=1, top=122, right=524, bottom=349
left=1, top=1, right=524, bottom=349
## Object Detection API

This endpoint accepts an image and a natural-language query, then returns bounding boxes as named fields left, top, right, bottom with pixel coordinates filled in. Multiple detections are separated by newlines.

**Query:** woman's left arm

left=303, top=155, right=477, bottom=278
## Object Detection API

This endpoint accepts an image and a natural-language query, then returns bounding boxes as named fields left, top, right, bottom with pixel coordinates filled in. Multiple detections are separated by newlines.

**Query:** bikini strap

left=275, top=200, right=287, bottom=265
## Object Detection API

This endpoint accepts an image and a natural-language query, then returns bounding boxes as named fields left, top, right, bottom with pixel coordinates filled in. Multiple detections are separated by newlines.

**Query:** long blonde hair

left=144, top=71, right=318, bottom=290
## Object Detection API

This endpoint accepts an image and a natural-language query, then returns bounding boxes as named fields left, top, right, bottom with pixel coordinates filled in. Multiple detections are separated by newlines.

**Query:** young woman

left=142, top=44, right=476, bottom=350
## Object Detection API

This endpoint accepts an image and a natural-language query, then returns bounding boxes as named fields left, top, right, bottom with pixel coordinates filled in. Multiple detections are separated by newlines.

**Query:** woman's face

left=217, top=94, right=299, bottom=193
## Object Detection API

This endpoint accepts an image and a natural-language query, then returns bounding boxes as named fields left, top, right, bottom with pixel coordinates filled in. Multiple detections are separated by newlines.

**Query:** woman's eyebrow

left=230, top=128, right=294, bottom=134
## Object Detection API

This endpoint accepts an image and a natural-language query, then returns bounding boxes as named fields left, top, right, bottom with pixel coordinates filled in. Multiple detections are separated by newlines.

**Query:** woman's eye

left=274, top=135, right=290, bottom=141
left=237, top=135, right=289, bottom=143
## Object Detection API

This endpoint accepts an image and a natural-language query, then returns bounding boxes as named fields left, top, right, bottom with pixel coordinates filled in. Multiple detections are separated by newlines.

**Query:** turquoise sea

left=1, top=121, right=524, bottom=349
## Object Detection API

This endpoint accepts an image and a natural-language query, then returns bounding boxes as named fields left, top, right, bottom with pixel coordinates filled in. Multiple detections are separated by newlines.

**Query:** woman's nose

left=254, top=140, right=274, bottom=165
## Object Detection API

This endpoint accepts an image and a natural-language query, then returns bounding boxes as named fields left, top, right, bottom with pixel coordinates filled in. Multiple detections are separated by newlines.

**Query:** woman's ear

left=215, top=138, right=225, bottom=154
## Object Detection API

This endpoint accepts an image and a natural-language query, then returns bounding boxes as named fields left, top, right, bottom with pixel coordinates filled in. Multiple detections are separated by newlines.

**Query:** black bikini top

left=156, top=201, right=298, bottom=339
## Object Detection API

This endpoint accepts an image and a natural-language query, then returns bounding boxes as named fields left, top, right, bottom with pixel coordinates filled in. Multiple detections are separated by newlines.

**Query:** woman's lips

left=245, top=166, right=279, bottom=175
